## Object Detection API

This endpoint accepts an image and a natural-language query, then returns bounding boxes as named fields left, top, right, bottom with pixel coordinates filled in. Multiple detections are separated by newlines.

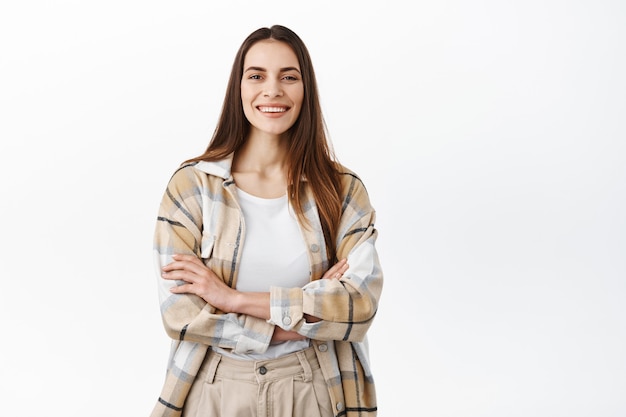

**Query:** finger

left=321, top=261, right=342, bottom=279
left=162, top=258, right=207, bottom=276
left=172, top=253, right=204, bottom=265
left=322, top=259, right=347, bottom=279
left=162, top=254, right=204, bottom=271
left=332, top=259, right=350, bottom=279
left=335, top=259, right=349, bottom=274
left=162, top=261, right=198, bottom=274
left=160, top=268, right=204, bottom=285
left=169, top=282, right=197, bottom=295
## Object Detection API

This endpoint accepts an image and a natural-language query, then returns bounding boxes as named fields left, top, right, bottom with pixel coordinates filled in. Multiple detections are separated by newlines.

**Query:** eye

left=248, top=74, right=262, bottom=80
left=282, top=74, right=299, bottom=82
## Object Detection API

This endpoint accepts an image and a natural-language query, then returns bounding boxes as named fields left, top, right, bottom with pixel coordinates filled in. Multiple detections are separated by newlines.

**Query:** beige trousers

left=182, top=347, right=333, bottom=417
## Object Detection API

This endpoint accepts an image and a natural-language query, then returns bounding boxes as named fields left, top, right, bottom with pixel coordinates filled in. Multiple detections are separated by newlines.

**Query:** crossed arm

left=161, top=255, right=349, bottom=343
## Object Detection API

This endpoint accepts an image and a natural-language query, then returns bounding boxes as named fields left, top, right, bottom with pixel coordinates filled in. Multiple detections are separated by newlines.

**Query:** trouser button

left=258, top=366, right=267, bottom=375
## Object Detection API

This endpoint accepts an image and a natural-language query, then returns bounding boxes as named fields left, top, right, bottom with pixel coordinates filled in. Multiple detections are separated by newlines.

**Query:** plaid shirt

left=151, top=156, right=383, bottom=417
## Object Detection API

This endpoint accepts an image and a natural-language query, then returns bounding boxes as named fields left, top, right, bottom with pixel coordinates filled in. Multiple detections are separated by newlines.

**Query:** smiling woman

left=150, top=25, right=384, bottom=417
left=241, top=42, right=304, bottom=139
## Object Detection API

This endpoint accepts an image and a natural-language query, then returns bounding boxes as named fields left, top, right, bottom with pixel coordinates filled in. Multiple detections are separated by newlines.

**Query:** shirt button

left=336, top=402, right=344, bottom=411
left=259, top=366, right=267, bottom=375
left=318, top=343, right=328, bottom=352
left=310, top=244, right=320, bottom=253
left=282, top=317, right=292, bottom=326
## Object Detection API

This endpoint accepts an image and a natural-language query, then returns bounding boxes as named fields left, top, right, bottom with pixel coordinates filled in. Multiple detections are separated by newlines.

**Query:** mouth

left=257, top=106, right=289, bottom=113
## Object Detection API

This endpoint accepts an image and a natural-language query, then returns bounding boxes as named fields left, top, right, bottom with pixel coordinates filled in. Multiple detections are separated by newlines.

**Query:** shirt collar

left=193, top=154, right=234, bottom=180
left=192, top=154, right=311, bottom=183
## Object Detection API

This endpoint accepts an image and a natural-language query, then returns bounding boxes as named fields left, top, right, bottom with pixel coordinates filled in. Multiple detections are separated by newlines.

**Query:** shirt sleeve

left=154, top=165, right=274, bottom=354
left=268, top=172, right=384, bottom=342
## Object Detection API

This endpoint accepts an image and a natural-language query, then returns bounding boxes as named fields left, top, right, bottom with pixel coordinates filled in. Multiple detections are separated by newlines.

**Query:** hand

left=321, top=258, right=349, bottom=280
left=161, top=254, right=237, bottom=312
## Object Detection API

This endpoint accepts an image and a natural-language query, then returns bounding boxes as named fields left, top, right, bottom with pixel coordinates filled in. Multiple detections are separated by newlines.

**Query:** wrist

left=225, top=288, right=243, bottom=314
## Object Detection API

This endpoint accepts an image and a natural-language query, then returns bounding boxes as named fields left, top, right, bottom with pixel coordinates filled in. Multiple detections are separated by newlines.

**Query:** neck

left=233, top=131, right=289, bottom=175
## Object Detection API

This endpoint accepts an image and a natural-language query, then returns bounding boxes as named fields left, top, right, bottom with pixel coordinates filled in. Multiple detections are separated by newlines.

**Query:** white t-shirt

left=214, top=187, right=311, bottom=360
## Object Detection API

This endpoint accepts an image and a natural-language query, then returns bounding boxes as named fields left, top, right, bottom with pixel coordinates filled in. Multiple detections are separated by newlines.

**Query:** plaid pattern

left=150, top=156, right=383, bottom=417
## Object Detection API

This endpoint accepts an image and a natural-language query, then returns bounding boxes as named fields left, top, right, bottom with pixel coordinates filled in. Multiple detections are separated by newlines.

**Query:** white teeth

left=258, top=106, right=287, bottom=113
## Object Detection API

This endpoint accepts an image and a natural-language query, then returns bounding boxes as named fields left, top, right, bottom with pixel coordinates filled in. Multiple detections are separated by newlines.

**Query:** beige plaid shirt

left=151, top=156, right=383, bottom=416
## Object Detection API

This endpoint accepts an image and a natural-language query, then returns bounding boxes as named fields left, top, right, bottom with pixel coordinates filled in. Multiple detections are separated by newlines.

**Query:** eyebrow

left=243, top=66, right=301, bottom=74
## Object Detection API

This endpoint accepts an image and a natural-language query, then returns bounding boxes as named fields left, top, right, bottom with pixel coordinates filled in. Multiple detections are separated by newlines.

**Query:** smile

left=257, top=106, right=288, bottom=113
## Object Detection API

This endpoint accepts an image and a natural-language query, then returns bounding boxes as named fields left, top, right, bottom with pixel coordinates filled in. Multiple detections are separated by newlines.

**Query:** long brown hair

left=186, top=25, right=342, bottom=263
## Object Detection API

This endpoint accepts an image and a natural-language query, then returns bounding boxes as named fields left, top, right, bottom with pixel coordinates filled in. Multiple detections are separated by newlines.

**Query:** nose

left=263, top=80, right=283, bottom=97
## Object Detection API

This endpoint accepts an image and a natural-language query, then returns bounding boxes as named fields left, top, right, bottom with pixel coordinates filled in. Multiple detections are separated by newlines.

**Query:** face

left=241, top=40, right=304, bottom=139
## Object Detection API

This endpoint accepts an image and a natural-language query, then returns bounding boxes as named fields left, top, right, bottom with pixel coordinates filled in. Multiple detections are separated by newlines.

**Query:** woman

left=151, top=25, right=383, bottom=417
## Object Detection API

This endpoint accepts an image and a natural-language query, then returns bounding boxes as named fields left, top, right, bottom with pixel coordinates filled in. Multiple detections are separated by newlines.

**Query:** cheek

left=240, top=87, right=250, bottom=105
left=292, top=88, right=305, bottom=114
left=241, top=82, right=256, bottom=102
left=240, top=89, right=255, bottom=116
left=295, top=87, right=304, bottom=106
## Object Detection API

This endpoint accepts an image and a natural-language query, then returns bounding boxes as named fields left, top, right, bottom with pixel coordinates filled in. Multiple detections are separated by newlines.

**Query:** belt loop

left=296, top=350, right=312, bottom=382
left=204, top=351, right=222, bottom=384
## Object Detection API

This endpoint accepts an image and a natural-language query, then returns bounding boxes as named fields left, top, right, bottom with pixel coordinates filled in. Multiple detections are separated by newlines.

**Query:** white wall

left=1, top=1, right=624, bottom=416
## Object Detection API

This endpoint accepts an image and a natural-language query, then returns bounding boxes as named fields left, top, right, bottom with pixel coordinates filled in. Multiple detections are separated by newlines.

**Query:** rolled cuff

left=233, top=316, right=274, bottom=354
left=268, top=286, right=304, bottom=330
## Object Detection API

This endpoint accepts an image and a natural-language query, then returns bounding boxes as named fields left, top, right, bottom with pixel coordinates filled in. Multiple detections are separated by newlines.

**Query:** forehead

left=243, top=40, right=300, bottom=69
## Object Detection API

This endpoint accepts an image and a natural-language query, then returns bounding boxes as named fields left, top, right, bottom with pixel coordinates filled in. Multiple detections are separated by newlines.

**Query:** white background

left=1, top=1, right=625, bottom=416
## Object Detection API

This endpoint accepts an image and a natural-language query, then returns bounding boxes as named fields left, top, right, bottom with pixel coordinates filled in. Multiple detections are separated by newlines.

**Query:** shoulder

left=337, top=164, right=362, bottom=181
left=336, top=164, right=369, bottom=194
left=335, top=164, right=374, bottom=210
left=169, top=158, right=232, bottom=185
left=168, top=162, right=204, bottom=185
left=165, top=162, right=225, bottom=199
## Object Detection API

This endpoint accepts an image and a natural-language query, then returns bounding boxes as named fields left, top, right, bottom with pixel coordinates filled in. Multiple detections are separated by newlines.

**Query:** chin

left=256, top=124, right=293, bottom=137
